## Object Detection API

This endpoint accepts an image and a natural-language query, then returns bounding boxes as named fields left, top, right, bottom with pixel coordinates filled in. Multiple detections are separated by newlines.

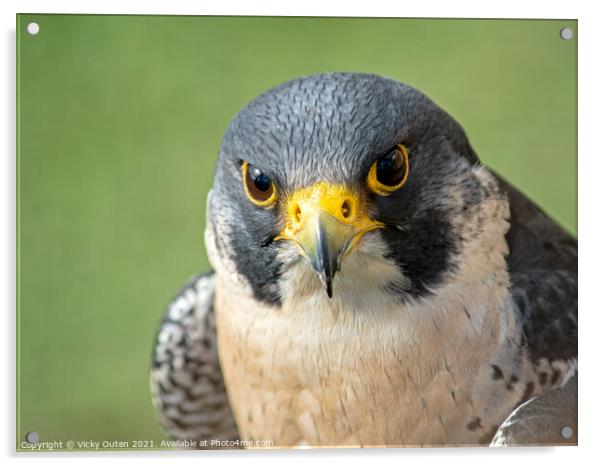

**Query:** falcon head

left=207, top=73, right=508, bottom=308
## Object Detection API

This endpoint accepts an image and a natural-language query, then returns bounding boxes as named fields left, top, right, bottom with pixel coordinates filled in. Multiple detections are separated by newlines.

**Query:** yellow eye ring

left=367, top=144, right=410, bottom=196
left=242, top=161, right=278, bottom=207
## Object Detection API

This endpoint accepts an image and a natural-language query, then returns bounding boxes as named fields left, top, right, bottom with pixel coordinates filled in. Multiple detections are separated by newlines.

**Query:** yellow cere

left=277, top=182, right=384, bottom=245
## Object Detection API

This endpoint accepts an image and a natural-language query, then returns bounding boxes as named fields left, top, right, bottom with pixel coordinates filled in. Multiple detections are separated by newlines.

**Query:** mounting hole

left=560, top=426, right=573, bottom=439
left=560, top=27, right=573, bottom=40
left=25, top=431, right=39, bottom=444
left=26, top=22, right=40, bottom=35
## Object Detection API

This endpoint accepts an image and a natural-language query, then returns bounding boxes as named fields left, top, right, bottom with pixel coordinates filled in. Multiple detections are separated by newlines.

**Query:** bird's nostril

left=341, top=200, right=352, bottom=219
left=293, top=204, right=302, bottom=224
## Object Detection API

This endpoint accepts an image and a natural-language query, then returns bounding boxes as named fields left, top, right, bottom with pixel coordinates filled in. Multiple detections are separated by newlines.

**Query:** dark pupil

left=376, top=151, right=405, bottom=186
left=250, top=167, right=271, bottom=192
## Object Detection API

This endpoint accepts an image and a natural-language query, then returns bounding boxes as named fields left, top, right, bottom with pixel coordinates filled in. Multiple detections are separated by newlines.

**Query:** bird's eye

left=242, top=161, right=278, bottom=207
left=367, top=144, right=410, bottom=196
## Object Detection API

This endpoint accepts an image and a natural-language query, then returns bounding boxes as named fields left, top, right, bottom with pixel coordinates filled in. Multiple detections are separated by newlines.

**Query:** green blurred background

left=16, top=15, right=577, bottom=450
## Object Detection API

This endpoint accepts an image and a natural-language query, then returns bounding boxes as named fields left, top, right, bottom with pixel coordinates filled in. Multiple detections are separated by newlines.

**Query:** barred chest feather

left=215, top=272, right=527, bottom=446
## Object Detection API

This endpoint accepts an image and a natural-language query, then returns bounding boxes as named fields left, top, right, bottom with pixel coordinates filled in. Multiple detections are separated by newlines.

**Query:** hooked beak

left=275, top=182, right=383, bottom=298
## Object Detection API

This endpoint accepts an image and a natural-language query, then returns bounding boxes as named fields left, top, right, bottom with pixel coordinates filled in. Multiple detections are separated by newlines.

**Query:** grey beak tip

left=325, top=280, right=333, bottom=298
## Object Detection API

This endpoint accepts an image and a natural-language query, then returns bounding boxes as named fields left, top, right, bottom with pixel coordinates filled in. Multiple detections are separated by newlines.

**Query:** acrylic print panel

left=16, top=15, right=577, bottom=451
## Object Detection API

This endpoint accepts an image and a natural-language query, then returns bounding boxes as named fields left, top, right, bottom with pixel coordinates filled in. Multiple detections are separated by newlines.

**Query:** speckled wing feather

left=150, top=273, right=239, bottom=447
left=491, top=373, right=577, bottom=446
left=501, top=175, right=577, bottom=367
left=494, top=175, right=577, bottom=444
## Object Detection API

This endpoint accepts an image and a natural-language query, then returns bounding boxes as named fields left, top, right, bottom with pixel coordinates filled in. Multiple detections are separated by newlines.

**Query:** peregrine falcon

left=150, top=73, right=577, bottom=447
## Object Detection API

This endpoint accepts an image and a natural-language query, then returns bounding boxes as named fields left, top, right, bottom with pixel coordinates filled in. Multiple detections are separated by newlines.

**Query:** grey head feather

left=218, top=72, right=478, bottom=191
